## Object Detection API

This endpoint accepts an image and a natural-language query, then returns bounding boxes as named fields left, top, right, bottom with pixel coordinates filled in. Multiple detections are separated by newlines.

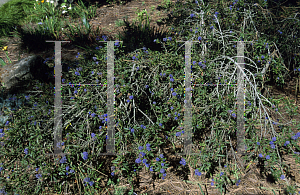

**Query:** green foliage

left=0, top=0, right=36, bottom=38
left=0, top=0, right=299, bottom=194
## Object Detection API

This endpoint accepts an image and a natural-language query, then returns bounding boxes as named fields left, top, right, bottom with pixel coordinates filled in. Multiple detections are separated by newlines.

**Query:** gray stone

left=0, top=55, right=54, bottom=125
left=0, top=54, right=54, bottom=95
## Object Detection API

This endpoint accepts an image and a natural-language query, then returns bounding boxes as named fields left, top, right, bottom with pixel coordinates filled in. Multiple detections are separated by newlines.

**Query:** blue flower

left=195, top=169, right=202, bottom=176
left=82, top=152, right=88, bottom=161
left=257, top=142, right=260, bottom=145
left=266, top=155, right=270, bottom=160
left=131, top=128, right=134, bottom=133
left=161, top=163, right=165, bottom=166
left=163, top=38, right=167, bottom=42
left=89, top=181, right=95, bottom=186
left=176, top=132, right=181, bottom=136
left=102, top=35, right=107, bottom=41
left=66, top=166, right=70, bottom=171
left=60, top=156, right=67, bottom=164
left=70, top=169, right=75, bottom=173
left=280, top=175, right=285, bottom=180
left=139, top=146, right=144, bottom=150
left=129, top=95, right=133, bottom=100
left=140, top=152, right=146, bottom=157
left=198, top=36, right=202, bottom=41
left=150, top=166, right=154, bottom=171
left=83, top=177, right=91, bottom=185
left=190, top=13, right=195, bottom=18
left=24, top=148, right=28, bottom=155
left=179, top=158, right=186, bottom=166
left=156, top=157, right=160, bottom=161
left=160, top=154, right=164, bottom=158
left=142, top=159, right=147, bottom=164
left=272, top=137, right=276, bottom=142
left=135, top=158, right=141, bottom=163
left=36, top=174, right=42, bottom=179
left=160, top=168, right=165, bottom=173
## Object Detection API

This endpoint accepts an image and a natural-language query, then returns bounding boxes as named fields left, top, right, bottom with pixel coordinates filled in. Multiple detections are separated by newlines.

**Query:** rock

left=0, top=54, right=54, bottom=95
left=0, top=55, right=54, bottom=125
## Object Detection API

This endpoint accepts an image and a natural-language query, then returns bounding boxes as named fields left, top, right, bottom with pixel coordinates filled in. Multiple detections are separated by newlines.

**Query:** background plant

left=0, top=0, right=36, bottom=38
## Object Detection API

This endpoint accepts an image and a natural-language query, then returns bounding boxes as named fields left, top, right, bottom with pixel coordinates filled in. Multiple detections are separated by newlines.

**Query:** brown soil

left=1, top=0, right=300, bottom=194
